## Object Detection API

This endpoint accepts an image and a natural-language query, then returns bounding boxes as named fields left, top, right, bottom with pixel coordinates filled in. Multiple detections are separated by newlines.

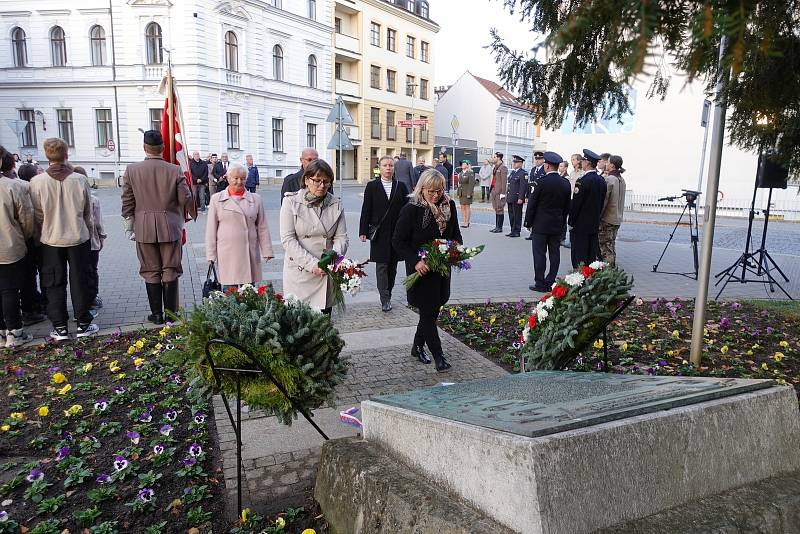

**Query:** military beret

left=533, top=151, right=545, bottom=159
left=543, top=151, right=563, bottom=165
left=582, top=148, right=601, bottom=163
left=143, top=130, right=164, bottom=146
left=512, top=155, right=525, bottom=163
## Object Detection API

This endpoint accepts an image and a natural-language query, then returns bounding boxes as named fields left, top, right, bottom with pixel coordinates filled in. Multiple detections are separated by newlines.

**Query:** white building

left=0, top=0, right=334, bottom=182
left=434, top=71, right=537, bottom=169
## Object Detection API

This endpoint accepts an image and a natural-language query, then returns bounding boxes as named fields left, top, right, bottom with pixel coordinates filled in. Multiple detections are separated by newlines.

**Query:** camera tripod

left=652, top=190, right=701, bottom=280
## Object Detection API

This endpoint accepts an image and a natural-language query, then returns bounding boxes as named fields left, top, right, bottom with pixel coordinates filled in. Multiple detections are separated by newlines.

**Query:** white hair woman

left=206, top=162, right=274, bottom=288
left=392, top=168, right=463, bottom=371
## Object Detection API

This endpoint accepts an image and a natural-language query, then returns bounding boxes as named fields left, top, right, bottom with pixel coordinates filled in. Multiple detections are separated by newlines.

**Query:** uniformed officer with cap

left=505, top=155, right=528, bottom=237
left=568, top=148, right=607, bottom=268
left=524, top=151, right=546, bottom=240
left=121, top=130, right=192, bottom=324
left=524, top=151, right=571, bottom=291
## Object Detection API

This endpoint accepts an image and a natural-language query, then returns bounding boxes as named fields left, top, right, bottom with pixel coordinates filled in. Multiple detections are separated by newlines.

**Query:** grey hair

left=227, top=162, right=247, bottom=179
left=409, top=168, right=446, bottom=200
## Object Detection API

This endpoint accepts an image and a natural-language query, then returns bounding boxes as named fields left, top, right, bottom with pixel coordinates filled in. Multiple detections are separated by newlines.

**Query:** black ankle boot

left=145, top=283, right=164, bottom=324
left=411, top=344, right=432, bottom=364
left=163, top=281, right=180, bottom=318
left=432, top=352, right=452, bottom=372
left=490, top=214, right=502, bottom=233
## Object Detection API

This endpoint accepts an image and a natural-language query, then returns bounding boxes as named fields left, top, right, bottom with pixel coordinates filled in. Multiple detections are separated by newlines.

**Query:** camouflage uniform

left=599, top=222, right=620, bottom=265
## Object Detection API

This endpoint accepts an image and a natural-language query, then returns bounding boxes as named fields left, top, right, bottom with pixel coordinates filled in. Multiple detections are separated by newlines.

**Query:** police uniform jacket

left=524, top=171, right=571, bottom=234
left=358, top=179, right=409, bottom=263
left=506, top=167, right=528, bottom=203
left=121, top=155, right=192, bottom=244
left=526, top=164, right=546, bottom=200
left=568, top=170, right=607, bottom=234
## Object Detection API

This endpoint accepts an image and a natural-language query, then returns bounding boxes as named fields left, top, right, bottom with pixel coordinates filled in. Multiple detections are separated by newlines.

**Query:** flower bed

left=439, top=299, right=800, bottom=393
left=0, top=327, right=225, bottom=533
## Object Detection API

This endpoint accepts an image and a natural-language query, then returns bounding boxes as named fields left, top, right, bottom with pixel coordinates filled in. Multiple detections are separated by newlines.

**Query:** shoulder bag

left=203, top=261, right=222, bottom=297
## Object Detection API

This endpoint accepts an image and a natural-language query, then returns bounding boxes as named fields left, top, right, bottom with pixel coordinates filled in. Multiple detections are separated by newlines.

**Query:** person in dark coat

left=212, top=153, right=230, bottom=191
left=190, top=151, right=209, bottom=212
left=359, top=155, right=409, bottom=312
left=505, top=155, right=528, bottom=237
left=245, top=154, right=259, bottom=193
left=280, top=147, right=318, bottom=204
left=393, top=168, right=463, bottom=372
left=524, top=151, right=546, bottom=240
left=437, top=152, right=454, bottom=190
left=525, top=151, right=571, bottom=291
left=569, top=149, right=607, bottom=268
left=413, top=157, right=429, bottom=189
left=393, top=153, right=414, bottom=192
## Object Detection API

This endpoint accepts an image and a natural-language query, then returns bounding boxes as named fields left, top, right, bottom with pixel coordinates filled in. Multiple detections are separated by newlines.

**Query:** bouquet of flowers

left=318, top=249, right=369, bottom=312
left=403, top=239, right=485, bottom=290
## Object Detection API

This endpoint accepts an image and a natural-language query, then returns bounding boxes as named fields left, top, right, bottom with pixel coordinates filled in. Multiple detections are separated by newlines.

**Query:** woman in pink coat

left=206, top=163, right=274, bottom=287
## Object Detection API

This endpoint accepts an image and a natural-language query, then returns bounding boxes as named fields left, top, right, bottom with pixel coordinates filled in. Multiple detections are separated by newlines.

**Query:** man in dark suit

left=505, top=155, right=528, bottom=237
left=190, top=151, right=209, bottom=212
left=525, top=151, right=546, bottom=240
left=359, top=155, right=409, bottom=312
left=525, top=151, right=571, bottom=291
left=393, top=153, right=414, bottom=192
left=412, top=157, right=429, bottom=189
left=438, top=152, right=454, bottom=190
left=212, top=153, right=230, bottom=191
left=569, top=148, right=608, bottom=268
left=280, top=147, right=318, bottom=204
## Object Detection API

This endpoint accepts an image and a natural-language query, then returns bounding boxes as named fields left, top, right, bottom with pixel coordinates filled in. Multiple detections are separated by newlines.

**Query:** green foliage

left=165, top=284, right=347, bottom=425
left=490, top=0, right=800, bottom=174
left=73, top=506, right=103, bottom=527
left=522, top=265, right=633, bottom=370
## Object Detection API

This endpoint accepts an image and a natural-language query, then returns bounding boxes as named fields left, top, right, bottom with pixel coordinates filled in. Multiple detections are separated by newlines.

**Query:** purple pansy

left=188, top=443, right=203, bottom=457
left=731, top=302, right=742, bottom=310
left=14, top=368, right=24, bottom=378
left=96, top=473, right=111, bottom=484
left=112, top=386, right=125, bottom=395
left=47, top=366, right=60, bottom=373
left=193, top=412, right=205, bottom=425
left=766, top=326, right=775, bottom=335
left=164, top=410, right=177, bottom=422
left=94, top=400, right=109, bottom=412
left=127, top=431, right=140, bottom=445
left=719, top=317, right=730, bottom=330
left=139, top=412, right=152, bottom=423
left=159, top=424, right=173, bottom=436
left=113, top=455, right=129, bottom=471
left=26, top=468, right=44, bottom=482
left=0, top=511, right=7, bottom=522
left=137, top=488, right=155, bottom=503
left=74, top=349, right=84, bottom=358
left=181, top=457, right=197, bottom=467
left=153, top=444, right=165, bottom=455
left=56, top=446, right=70, bottom=461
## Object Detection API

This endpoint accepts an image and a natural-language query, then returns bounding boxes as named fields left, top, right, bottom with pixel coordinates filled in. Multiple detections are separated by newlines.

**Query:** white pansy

left=589, top=261, right=606, bottom=270
left=438, top=244, right=448, bottom=253
left=238, top=283, right=255, bottom=293
left=564, top=272, right=585, bottom=287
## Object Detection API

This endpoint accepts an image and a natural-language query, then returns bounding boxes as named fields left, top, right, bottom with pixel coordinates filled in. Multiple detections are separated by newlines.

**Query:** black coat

left=526, top=164, right=546, bottom=200
left=280, top=168, right=303, bottom=204
left=190, top=158, right=208, bottom=185
left=569, top=170, right=607, bottom=234
left=392, top=200, right=462, bottom=310
left=393, top=158, right=414, bottom=191
left=525, top=171, right=571, bottom=234
left=506, top=167, right=529, bottom=203
left=413, top=164, right=429, bottom=188
left=358, top=179, right=409, bottom=263
left=212, top=161, right=229, bottom=188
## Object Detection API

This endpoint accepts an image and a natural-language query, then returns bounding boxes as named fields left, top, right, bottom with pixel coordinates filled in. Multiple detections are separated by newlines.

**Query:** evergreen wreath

left=166, top=284, right=347, bottom=425
left=520, top=262, right=633, bottom=370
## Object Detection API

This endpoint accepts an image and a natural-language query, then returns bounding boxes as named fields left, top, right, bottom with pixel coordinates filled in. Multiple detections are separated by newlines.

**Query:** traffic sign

left=106, top=139, right=116, bottom=152
left=450, top=115, right=460, bottom=131
left=327, top=123, right=354, bottom=151
left=326, top=96, right=354, bottom=125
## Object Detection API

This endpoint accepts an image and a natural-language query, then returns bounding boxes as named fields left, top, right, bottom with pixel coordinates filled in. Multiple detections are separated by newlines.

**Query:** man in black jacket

left=569, top=149, right=608, bottom=268
left=413, top=157, right=429, bottom=189
left=212, top=153, right=230, bottom=191
left=280, top=147, right=318, bottom=204
left=359, top=155, right=409, bottom=312
left=190, top=151, right=209, bottom=211
left=525, top=151, right=571, bottom=291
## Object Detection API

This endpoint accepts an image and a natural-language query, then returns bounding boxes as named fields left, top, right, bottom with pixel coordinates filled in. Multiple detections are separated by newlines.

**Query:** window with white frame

left=226, top=112, right=240, bottom=149
left=11, top=27, right=27, bottom=67
left=225, top=31, right=238, bottom=72
left=334, top=17, right=342, bottom=33
left=370, top=65, right=380, bottom=89
left=405, top=112, right=413, bottom=143
left=273, top=45, right=283, bottom=80
left=406, top=75, right=415, bottom=96
left=90, top=26, right=106, bottom=66
left=420, top=78, right=429, bottom=100
left=95, top=108, right=113, bottom=147
left=370, top=22, right=380, bottom=46
left=419, top=0, right=429, bottom=18
left=50, top=26, right=67, bottom=66
left=308, top=0, right=316, bottom=19
left=57, top=109, right=74, bottom=147
left=386, top=69, right=396, bottom=92
left=499, top=116, right=505, bottom=134
left=335, top=62, right=342, bottom=79
left=306, top=123, right=317, bottom=149
left=421, top=41, right=429, bottom=63
left=19, top=110, right=36, bottom=147
left=387, top=28, right=396, bottom=52
left=406, top=35, right=415, bottom=58
left=272, top=118, right=284, bottom=152
left=308, top=55, right=317, bottom=88
left=145, top=22, right=163, bottom=65
left=149, top=108, right=163, bottom=132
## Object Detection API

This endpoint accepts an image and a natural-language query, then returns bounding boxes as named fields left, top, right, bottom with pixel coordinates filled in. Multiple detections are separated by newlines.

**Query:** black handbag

left=203, top=262, right=222, bottom=297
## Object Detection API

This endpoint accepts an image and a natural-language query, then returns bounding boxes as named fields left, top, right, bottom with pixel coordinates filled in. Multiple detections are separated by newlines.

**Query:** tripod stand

left=652, top=191, right=701, bottom=280
left=714, top=184, right=793, bottom=299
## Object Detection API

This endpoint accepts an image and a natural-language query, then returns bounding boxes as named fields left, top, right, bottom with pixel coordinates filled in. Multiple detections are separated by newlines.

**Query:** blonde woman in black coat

left=392, top=168, right=462, bottom=372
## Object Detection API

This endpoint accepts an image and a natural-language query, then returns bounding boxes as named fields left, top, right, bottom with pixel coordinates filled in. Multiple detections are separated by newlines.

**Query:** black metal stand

left=713, top=175, right=793, bottom=300
left=652, top=199, right=700, bottom=280
left=203, top=339, right=330, bottom=516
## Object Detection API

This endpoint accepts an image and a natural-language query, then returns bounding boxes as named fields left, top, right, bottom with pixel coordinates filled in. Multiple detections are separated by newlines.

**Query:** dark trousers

left=196, top=184, right=209, bottom=208
left=532, top=233, right=561, bottom=288
left=561, top=224, right=568, bottom=243
left=414, top=304, right=442, bottom=355
left=375, top=261, right=398, bottom=305
left=87, top=250, right=100, bottom=303
left=20, top=241, right=42, bottom=313
left=570, top=231, right=600, bottom=268
left=40, top=241, right=93, bottom=328
left=481, top=186, right=490, bottom=201
left=0, top=259, right=24, bottom=331
left=246, top=186, right=257, bottom=193
left=507, top=201, right=523, bottom=233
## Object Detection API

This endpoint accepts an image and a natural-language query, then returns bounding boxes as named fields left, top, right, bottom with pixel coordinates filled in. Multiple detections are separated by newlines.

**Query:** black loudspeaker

left=757, top=154, right=789, bottom=189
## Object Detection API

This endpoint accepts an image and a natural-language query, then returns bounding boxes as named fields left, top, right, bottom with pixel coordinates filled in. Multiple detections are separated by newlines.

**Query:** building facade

left=0, top=0, right=334, bottom=182
left=434, top=71, right=538, bottom=170
left=333, top=0, right=437, bottom=182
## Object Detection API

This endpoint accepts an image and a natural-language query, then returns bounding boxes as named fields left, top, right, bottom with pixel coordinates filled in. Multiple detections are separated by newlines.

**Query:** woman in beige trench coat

left=279, top=159, right=348, bottom=313
left=206, top=163, right=274, bottom=287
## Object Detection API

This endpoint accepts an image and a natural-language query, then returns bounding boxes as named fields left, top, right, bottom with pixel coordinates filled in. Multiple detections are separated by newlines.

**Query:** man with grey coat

left=393, top=153, right=414, bottom=192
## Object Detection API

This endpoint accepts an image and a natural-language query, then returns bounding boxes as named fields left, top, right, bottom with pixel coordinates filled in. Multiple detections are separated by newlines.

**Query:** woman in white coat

left=279, top=159, right=348, bottom=314
left=206, top=163, right=273, bottom=288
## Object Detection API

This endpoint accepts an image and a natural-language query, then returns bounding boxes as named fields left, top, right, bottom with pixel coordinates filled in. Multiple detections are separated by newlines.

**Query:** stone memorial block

left=362, top=372, right=800, bottom=534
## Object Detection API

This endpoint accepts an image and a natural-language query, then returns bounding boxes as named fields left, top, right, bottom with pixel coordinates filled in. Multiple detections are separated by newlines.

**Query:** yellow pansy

left=666, top=350, right=674, bottom=357
left=518, top=319, right=525, bottom=327
left=593, top=339, right=604, bottom=350
left=154, top=343, right=163, bottom=351
left=109, top=360, right=121, bottom=372
left=82, top=363, right=93, bottom=373
left=51, top=372, right=67, bottom=384
left=776, top=378, right=787, bottom=386
left=9, top=412, right=24, bottom=421
left=57, top=384, right=72, bottom=395
left=0, top=425, right=9, bottom=432
left=647, top=323, right=656, bottom=330
left=621, top=342, right=628, bottom=352
left=301, top=530, right=317, bottom=534
left=671, top=330, right=680, bottom=339
left=467, top=309, right=475, bottom=317
left=117, top=373, right=126, bottom=380
left=133, top=358, right=145, bottom=367
left=240, top=508, right=251, bottom=523
left=703, top=327, right=709, bottom=337
left=489, top=315, right=496, bottom=325
left=761, top=363, right=769, bottom=371
left=720, top=345, right=729, bottom=354
left=38, top=406, right=49, bottom=417
left=746, top=350, right=754, bottom=356
left=135, top=340, right=144, bottom=349
left=779, top=340, right=789, bottom=348
left=449, top=309, right=457, bottom=318
left=752, top=343, right=761, bottom=350
left=682, top=360, right=689, bottom=365
left=127, top=346, right=136, bottom=355
left=275, top=517, right=286, bottom=529
left=773, top=352, right=785, bottom=362
left=64, top=404, right=82, bottom=417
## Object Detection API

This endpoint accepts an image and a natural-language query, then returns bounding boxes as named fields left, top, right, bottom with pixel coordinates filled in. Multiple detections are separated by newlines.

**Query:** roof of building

left=471, top=73, right=535, bottom=114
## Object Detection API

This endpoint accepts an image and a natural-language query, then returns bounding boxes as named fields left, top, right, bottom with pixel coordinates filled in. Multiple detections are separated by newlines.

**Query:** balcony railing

left=144, top=65, right=164, bottom=80
left=226, top=72, right=242, bottom=86
left=387, top=125, right=396, bottom=141
left=419, top=130, right=429, bottom=144
left=370, top=123, right=381, bottom=139
left=334, top=32, right=360, bottom=52
left=335, top=78, right=360, bottom=97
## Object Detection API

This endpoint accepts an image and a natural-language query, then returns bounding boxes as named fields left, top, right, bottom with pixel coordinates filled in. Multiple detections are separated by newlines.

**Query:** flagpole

left=167, top=60, right=175, bottom=164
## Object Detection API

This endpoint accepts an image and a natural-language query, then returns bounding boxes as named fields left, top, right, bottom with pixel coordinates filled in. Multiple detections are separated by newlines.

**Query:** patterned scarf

left=304, top=189, right=331, bottom=208
left=411, top=193, right=451, bottom=234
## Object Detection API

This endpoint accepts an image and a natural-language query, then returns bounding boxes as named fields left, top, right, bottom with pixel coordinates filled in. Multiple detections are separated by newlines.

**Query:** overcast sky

left=429, top=0, right=539, bottom=88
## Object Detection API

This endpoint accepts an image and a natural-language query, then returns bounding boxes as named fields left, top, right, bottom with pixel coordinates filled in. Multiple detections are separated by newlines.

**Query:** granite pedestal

left=360, top=372, right=800, bottom=534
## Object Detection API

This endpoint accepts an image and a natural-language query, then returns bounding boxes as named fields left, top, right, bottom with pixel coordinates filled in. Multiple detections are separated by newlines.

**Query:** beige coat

left=0, top=177, right=34, bottom=264
left=280, top=190, right=349, bottom=310
left=489, top=163, right=508, bottom=214
left=121, top=155, right=192, bottom=244
left=601, top=172, right=627, bottom=225
left=206, top=190, right=274, bottom=286
left=30, top=169, right=92, bottom=247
